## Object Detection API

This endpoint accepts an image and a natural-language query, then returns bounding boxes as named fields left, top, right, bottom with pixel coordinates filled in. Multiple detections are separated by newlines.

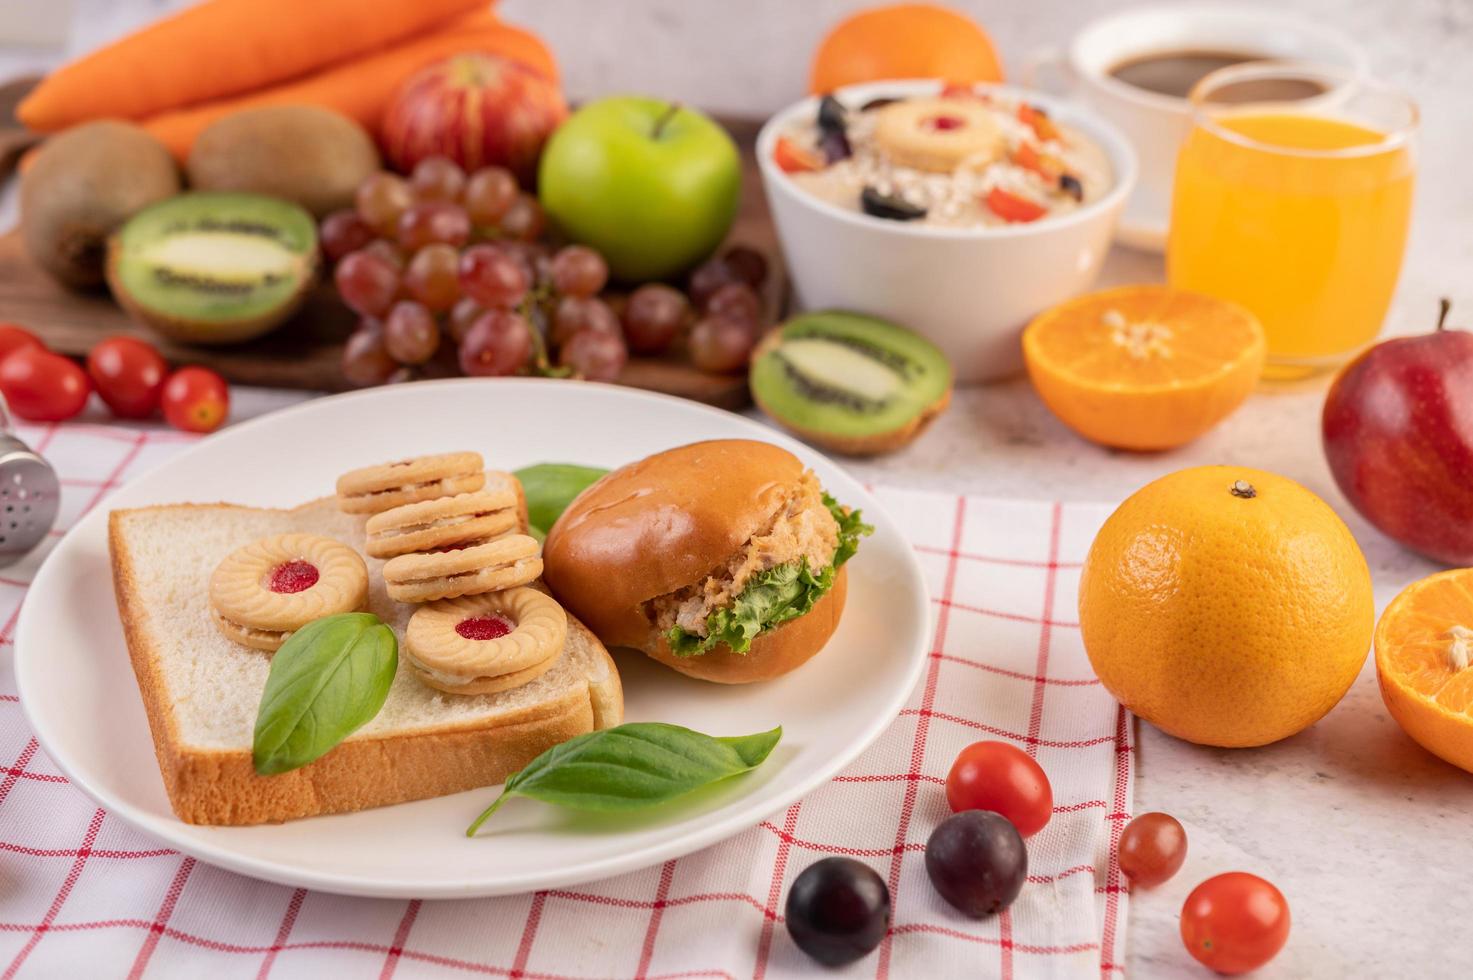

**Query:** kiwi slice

left=106, top=191, right=319, bottom=345
left=751, top=310, right=952, bottom=456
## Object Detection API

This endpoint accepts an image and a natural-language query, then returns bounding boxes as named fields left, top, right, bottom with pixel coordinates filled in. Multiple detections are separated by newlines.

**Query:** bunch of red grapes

left=320, top=156, right=770, bottom=387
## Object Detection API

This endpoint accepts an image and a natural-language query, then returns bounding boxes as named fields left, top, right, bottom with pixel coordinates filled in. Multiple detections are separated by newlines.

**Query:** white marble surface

left=4, top=0, right=1472, bottom=976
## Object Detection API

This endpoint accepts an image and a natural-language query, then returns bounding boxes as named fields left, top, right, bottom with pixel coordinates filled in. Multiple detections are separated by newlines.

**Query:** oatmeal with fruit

left=773, top=87, right=1113, bottom=228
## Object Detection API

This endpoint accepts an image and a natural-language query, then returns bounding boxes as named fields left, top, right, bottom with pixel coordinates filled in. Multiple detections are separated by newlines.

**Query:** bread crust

left=641, top=565, right=849, bottom=684
left=107, top=494, right=622, bottom=826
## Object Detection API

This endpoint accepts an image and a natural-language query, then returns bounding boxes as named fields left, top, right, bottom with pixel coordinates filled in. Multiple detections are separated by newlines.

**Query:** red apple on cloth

left=1323, top=300, right=1473, bottom=564
left=381, top=53, right=567, bottom=184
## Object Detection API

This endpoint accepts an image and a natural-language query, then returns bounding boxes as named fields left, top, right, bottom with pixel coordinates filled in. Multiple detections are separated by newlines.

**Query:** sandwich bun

left=543, top=439, right=849, bottom=683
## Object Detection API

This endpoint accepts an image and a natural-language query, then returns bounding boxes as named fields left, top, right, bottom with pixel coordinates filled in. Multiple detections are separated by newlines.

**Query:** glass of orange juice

left=1167, top=64, right=1417, bottom=379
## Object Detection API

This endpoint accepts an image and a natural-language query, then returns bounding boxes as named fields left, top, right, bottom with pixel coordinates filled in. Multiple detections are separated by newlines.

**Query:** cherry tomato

left=86, top=336, right=168, bottom=419
left=160, top=366, right=229, bottom=433
left=1017, top=103, right=1060, bottom=142
left=773, top=136, right=822, bottom=174
left=0, top=323, right=44, bottom=364
left=944, top=740, right=1053, bottom=837
left=985, top=188, right=1047, bottom=223
left=1118, top=812, right=1188, bottom=888
left=0, top=347, right=89, bottom=421
left=1180, top=872, right=1290, bottom=975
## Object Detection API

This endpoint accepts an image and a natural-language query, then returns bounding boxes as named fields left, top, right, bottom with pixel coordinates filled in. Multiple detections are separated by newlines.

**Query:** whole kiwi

left=186, top=105, right=380, bottom=217
left=20, top=121, right=180, bottom=289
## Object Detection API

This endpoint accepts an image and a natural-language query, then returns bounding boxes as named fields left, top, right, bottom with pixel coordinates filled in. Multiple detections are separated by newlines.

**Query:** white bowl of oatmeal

left=757, top=79, right=1137, bottom=382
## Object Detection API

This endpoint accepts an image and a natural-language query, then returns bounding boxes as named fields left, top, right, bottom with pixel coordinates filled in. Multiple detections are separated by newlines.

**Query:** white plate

left=14, top=380, right=929, bottom=899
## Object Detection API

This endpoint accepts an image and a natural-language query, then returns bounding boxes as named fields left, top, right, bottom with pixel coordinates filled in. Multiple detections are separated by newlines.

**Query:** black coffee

left=1109, top=50, right=1328, bottom=102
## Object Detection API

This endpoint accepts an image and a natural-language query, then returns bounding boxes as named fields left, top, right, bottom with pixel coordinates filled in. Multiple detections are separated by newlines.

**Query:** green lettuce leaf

left=665, top=494, right=873, bottom=657
left=824, top=492, right=873, bottom=570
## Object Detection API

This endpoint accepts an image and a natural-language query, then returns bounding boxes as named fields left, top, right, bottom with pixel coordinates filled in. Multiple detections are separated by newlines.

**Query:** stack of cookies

left=335, top=452, right=568, bottom=696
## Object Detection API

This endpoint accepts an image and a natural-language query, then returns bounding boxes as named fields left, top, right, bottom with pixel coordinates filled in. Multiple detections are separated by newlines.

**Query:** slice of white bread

left=107, top=472, right=623, bottom=826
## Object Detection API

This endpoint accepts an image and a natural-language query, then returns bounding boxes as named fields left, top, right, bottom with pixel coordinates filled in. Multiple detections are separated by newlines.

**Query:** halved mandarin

left=1375, top=568, right=1473, bottom=773
left=1022, top=285, right=1266, bottom=451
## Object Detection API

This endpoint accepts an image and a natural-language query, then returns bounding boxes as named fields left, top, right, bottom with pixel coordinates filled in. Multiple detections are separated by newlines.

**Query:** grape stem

left=652, top=103, right=681, bottom=140
left=519, top=289, right=572, bottom=378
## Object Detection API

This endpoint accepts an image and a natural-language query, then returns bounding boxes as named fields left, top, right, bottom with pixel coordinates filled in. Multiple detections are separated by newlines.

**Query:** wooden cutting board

left=0, top=111, right=778, bottom=410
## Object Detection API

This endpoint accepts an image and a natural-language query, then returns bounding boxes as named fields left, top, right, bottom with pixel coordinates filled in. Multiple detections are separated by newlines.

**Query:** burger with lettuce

left=542, top=439, right=870, bottom=683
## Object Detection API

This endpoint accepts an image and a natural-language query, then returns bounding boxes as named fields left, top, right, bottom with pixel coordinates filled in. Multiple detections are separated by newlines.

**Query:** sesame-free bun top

left=542, top=439, right=810, bottom=649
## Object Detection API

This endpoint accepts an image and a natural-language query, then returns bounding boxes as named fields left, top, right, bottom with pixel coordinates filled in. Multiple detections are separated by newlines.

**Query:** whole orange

left=1079, top=466, right=1373, bottom=748
left=809, top=4, right=1004, bottom=95
left=1374, top=568, right=1473, bottom=773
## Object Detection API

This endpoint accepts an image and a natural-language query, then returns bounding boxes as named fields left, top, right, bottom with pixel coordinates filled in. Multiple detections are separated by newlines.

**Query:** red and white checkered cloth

left=0, top=420, right=1133, bottom=979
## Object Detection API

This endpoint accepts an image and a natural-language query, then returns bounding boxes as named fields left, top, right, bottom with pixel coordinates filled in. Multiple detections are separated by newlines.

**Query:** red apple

left=381, top=53, right=567, bottom=184
left=1323, top=300, right=1473, bottom=564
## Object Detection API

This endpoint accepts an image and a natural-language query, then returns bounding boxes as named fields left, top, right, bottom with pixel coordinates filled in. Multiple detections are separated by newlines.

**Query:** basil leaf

left=513, top=463, right=609, bottom=536
left=252, top=612, right=397, bottom=776
left=467, top=723, right=781, bottom=835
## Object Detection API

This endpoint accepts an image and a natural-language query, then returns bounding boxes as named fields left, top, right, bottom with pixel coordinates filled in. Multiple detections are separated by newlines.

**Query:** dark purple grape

left=622, top=284, right=689, bottom=354
left=784, top=857, right=890, bottom=967
left=704, top=282, right=762, bottom=327
left=819, top=129, right=852, bottom=164
left=722, top=246, right=768, bottom=290
left=816, top=96, right=852, bottom=163
left=460, top=309, right=532, bottom=377
left=559, top=329, right=627, bottom=382
left=817, top=95, right=847, bottom=132
left=688, top=257, right=740, bottom=310
left=340, top=319, right=397, bottom=387
left=550, top=296, right=621, bottom=347
left=383, top=301, right=440, bottom=365
left=861, top=187, right=926, bottom=221
left=688, top=316, right=755, bottom=373
left=924, top=811, right=1027, bottom=918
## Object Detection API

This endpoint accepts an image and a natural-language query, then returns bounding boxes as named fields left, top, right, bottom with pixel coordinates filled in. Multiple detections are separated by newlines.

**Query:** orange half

left=1375, top=568, right=1473, bottom=773
left=1022, top=285, right=1266, bottom=451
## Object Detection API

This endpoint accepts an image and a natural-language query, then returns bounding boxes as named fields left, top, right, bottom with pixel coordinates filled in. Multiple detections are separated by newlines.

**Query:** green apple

left=538, top=96, right=741, bottom=282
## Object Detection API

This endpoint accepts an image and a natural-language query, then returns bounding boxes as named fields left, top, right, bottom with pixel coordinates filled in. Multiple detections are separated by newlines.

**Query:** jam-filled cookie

left=872, top=97, right=1004, bottom=173
left=405, top=588, right=567, bottom=695
left=364, top=488, right=519, bottom=559
left=209, top=533, right=369, bottom=651
left=335, top=452, right=485, bottom=515
left=381, top=533, right=542, bottom=603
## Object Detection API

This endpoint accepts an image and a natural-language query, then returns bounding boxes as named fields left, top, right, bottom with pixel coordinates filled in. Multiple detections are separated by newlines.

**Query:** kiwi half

left=106, top=191, right=319, bottom=346
left=750, top=310, right=952, bottom=456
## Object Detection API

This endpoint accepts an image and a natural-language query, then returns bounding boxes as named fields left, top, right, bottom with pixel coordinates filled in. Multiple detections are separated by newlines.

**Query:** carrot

left=140, top=13, right=557, bottom=161
left=18, top=0, right=488, bottom=132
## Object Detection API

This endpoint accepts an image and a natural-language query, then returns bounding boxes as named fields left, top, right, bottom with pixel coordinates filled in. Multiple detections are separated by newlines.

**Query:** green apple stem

left=1438, top=297, right=1452, bottom=332
left=651, top=102, right=681, bottom=140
